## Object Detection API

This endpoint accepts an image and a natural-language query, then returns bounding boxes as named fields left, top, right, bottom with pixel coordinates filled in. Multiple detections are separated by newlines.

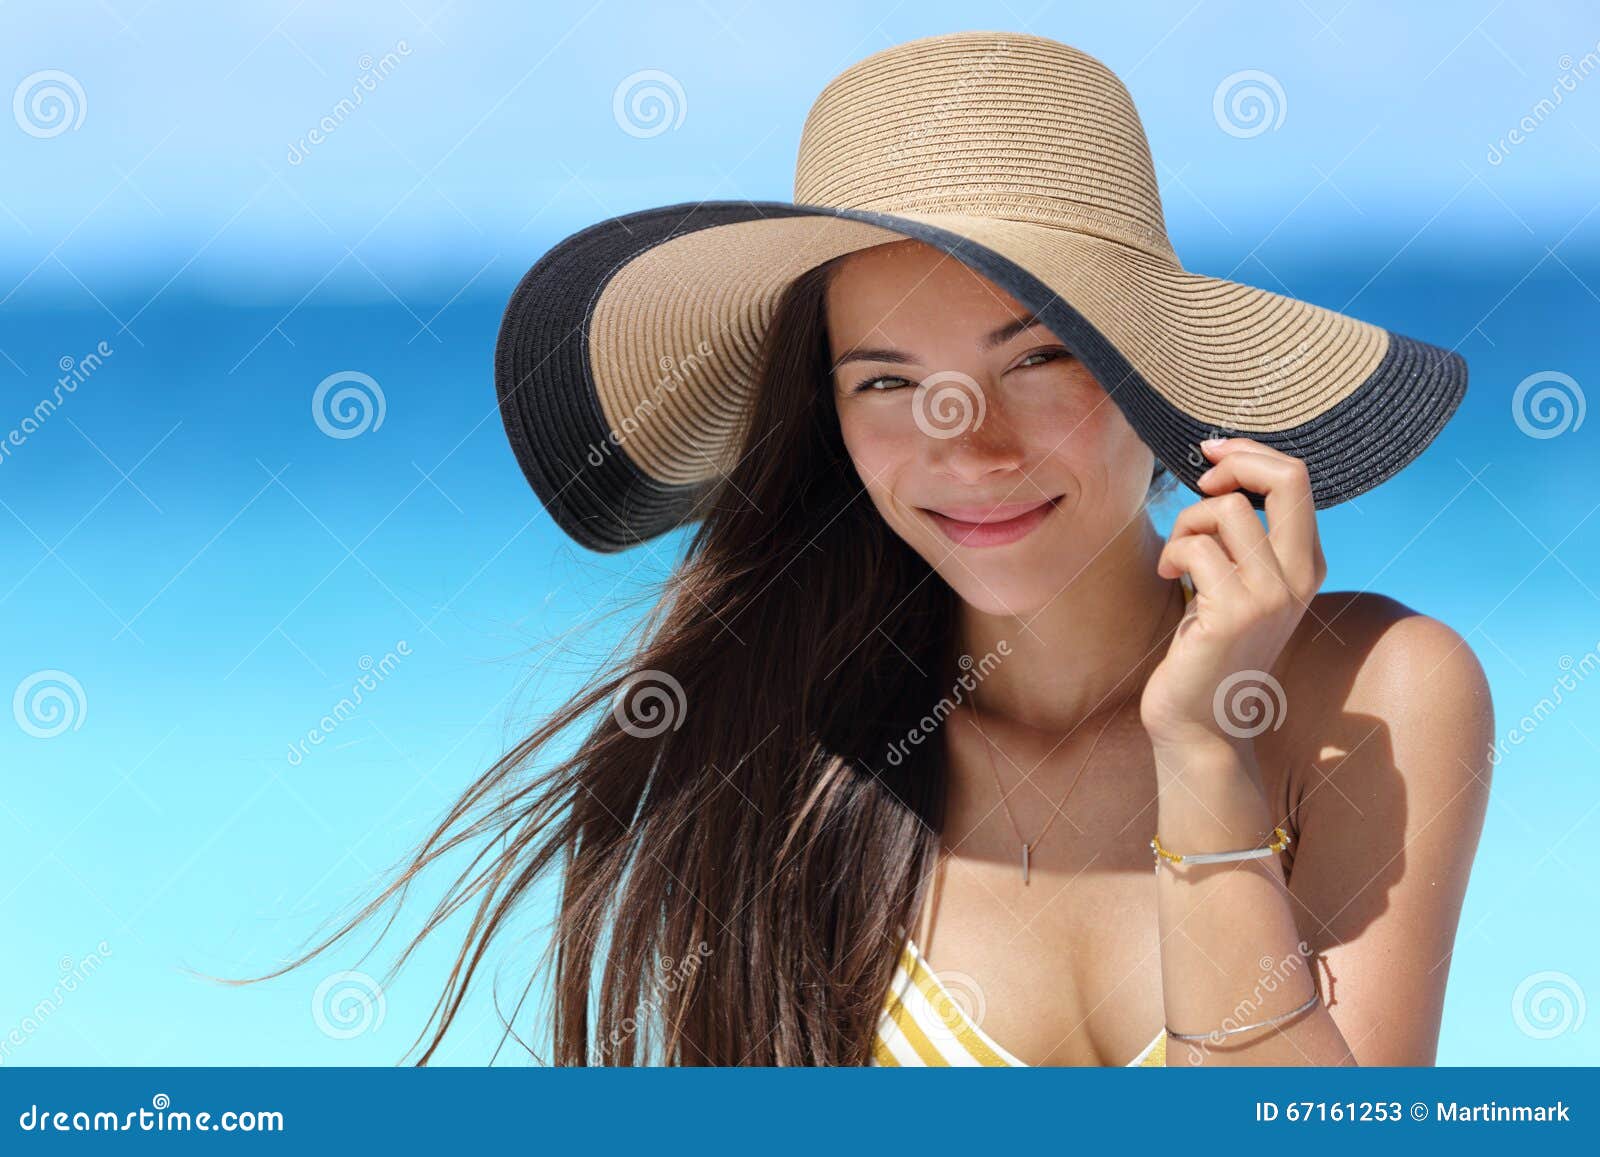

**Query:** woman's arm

left=1151, top=616, right=1492, bottom=1067
left=1150, top=732, right=1358, bottom=1065
left=1140, top=438, right=1493, bottom=1066
left=1278, top=605, right=1494, bottom=1065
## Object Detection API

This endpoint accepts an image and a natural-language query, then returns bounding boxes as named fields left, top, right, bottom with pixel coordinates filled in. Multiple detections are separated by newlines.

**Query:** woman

left=254, top=30, right=1493, bottom=1066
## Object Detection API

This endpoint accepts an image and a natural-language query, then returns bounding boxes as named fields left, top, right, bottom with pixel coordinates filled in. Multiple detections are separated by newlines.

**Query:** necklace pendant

left=1022, top=842, right=1031, bottom=885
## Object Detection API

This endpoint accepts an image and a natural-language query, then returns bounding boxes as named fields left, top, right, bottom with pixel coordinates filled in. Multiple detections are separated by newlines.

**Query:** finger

left=1157, top=529, right=1241, bottom=603
left=1197, top=436, right=1306, bottom=468
left=1195, top=437, right=1289, bottom=504
left=1199, top=436, right=1298, bottom=465
left=1197, top=446, right=1321, bottom=593
left=1169, top=493, right=1285, bottom=596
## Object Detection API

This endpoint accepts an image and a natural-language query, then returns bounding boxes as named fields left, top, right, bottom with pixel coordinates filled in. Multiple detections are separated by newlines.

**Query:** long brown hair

left=238, top=255, right=1174, bottom=1065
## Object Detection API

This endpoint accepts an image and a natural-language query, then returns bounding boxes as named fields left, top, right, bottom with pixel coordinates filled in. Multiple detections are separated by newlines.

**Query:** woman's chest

left=910, top=857, right=1167, bottom=1065
left=915, top=726, right=1300, bottom=1065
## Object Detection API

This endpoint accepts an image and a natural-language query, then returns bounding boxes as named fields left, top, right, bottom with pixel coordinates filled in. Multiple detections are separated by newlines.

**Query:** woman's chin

left=938, top=568, right=1058, bottom=620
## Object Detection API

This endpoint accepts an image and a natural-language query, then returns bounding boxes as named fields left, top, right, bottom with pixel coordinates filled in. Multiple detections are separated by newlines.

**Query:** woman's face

left=826, top=238, right=1158, bottom=617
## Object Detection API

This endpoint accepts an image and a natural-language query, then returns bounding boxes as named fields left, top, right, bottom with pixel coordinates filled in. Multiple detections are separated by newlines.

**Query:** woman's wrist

left=1149, top=727, right=1258, bottom=781
left=1149, top=731, right=1274, bottom=849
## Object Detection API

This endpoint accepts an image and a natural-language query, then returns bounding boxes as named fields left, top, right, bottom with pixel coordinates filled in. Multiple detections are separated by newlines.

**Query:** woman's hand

left=1139, top=438, right=1328, bottom=763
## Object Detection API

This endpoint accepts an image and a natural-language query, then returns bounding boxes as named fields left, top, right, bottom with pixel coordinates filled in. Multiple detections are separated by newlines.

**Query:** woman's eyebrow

left=980, top=313, right=1047, bottom=350
left=831, top=345, right=916, bottom=371
left=830, top=315, right=1048, bottom=372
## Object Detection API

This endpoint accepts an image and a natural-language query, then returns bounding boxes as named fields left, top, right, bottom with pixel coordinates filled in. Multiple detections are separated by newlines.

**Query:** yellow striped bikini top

left=869, top=572, right=1194, bottom=1068
left=870, top=938, right=1166, bottom=1066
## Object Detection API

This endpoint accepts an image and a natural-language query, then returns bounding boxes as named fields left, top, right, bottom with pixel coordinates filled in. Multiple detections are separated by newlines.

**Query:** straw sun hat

left=495, top=29, right=1467, bottom=552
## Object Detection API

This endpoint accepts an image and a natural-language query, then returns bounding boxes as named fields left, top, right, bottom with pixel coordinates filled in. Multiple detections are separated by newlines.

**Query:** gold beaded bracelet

left=1150, top=826, right=1291, bottom=872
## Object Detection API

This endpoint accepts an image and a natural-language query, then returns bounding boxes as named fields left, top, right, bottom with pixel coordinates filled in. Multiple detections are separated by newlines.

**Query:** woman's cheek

left=838, top=403, right=915, bottom=484
left=1026, top=392, right=1120, bottom=461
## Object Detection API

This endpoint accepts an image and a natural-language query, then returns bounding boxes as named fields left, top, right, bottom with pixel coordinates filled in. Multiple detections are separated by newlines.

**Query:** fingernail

left=1200, top=437, right=1226, bottom=449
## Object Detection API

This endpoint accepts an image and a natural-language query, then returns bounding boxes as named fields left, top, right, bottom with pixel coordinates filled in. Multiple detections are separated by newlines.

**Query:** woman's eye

left=853, top=375, right=913, bottom=393
left=1016, top=347, right=1070, bottom=369
left=849, top=350, right=1069, bottom=393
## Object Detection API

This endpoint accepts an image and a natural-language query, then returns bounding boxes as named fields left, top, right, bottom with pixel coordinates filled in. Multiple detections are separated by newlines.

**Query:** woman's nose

left=915, top=372, right=1024, bottom=481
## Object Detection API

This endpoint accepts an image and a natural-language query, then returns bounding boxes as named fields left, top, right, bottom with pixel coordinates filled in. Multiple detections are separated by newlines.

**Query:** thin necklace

left=966, top=705, right=1120, bottom=885
left=964, top=576, right=1185, bottom=885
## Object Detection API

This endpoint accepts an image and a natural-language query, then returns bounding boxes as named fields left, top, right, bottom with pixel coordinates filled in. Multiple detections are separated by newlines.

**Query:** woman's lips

left=921, top=497, right=1060, bottom=548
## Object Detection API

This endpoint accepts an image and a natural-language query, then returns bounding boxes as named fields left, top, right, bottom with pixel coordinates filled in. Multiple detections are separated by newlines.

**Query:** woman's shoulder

left=1275, top=589, right=1496, bottom=794
left=1280, top=589, right=1490, bottom=701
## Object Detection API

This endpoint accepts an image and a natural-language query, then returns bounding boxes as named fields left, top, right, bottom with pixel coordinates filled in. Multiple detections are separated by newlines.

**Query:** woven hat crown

left=493, top=30, right=1469, bottom=551
left=793, top=31, right=1175, bottom=260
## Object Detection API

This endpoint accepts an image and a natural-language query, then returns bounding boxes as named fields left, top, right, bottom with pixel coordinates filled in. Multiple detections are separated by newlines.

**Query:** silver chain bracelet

left=1165, top=985, right=1323, bottom=1042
